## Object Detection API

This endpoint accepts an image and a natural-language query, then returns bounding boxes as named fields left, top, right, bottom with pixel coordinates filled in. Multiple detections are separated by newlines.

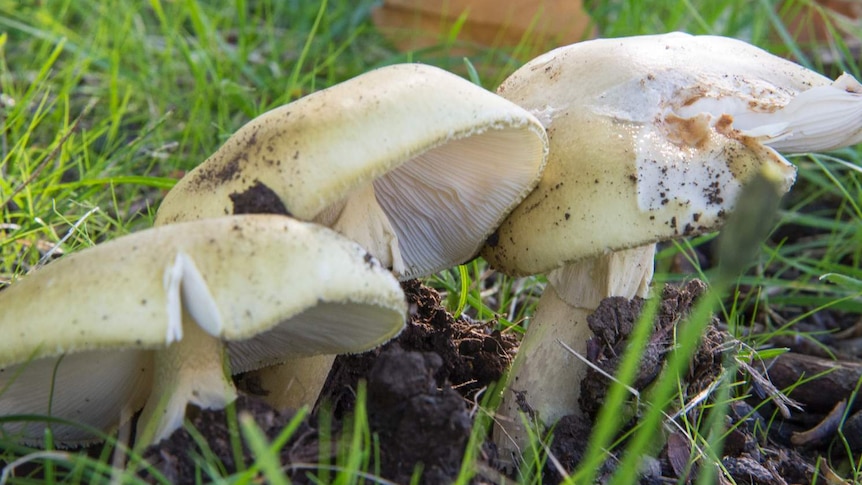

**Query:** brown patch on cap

left=664, top=113, right=712, bottom=149
left=229, top=181, right=291, bottom=216
left=713, top=113, right=735, bottom=135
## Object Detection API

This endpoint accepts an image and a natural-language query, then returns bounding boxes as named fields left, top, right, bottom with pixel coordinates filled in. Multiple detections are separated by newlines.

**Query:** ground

left=134, top=278, right=861, bottom=484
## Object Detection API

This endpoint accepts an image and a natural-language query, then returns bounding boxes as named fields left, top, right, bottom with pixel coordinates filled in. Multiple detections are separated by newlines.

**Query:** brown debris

left=321, top=279, right=517, bottom=415
left=579, top=279, right=712, bottom=420
left=764, top=352, right=862, bottom=414
left=791, top=399, right=848, bottom=447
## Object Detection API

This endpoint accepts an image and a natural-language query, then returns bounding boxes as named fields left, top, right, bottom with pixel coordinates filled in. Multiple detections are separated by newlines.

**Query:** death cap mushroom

left=0, top=215, right=405, bottom=446
left=482, top=32, right=862, bottom=275
left=155, top=63, right=548, bottom=280
left=482, top=32, right=861, bottom=464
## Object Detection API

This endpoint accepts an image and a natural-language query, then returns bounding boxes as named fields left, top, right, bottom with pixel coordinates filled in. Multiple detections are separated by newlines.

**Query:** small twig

left=791, top=398, right=847, bottom=446
left=1, top=99, right=96, bottom=209
left=110, top=406, right=135, bottom=485
left=451, top=378, right=478, bottom=390
left=737, top=357, right=803, bottom=418
left=469, top=386, right=486, bottom=418
left=33, top=206, right=100, bottom=270
left=667, top=377, right=721, bottom=421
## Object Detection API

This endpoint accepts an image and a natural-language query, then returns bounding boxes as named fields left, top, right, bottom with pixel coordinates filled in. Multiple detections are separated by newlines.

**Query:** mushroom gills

left=372, top=127, right=545, bottom=279
left=0, top=350, right=153, bottom=446
left=227, top=301, right=406, bottom=373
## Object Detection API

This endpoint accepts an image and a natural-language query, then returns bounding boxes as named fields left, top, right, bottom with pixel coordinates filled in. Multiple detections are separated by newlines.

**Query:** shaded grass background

left=1, top=0, right=861, bottom=482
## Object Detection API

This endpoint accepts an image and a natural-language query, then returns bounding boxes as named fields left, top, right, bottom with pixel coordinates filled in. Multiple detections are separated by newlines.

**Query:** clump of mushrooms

left=155, top=63, right=548, bottom=410
left=481, top=32, right=862, bottom=465
left=0, top=214, right=406, bottom=446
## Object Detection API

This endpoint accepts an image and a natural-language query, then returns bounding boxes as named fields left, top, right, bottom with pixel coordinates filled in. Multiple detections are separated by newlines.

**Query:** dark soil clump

left=366, top=347, right=472, bottom=483
left=228, top=180, right=291, bottom=216
left=320, top=278, right=517, bottom=416
left=140, top=395, right=309, bottom=483
left=579, top=279, right=712, bottom=421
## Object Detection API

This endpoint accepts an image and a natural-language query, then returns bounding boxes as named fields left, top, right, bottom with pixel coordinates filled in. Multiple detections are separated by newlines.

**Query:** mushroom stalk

left=137, top=310, right=237, bottom=444
left=494, top=245, right=654, bottom=465
left=250, top=355, right=335, bottom=410
left=314, top=184, right=406, bottom=276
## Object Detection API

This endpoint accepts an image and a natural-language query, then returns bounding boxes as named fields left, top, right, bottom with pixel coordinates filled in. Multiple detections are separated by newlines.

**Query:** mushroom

left=481, top=32, right=862, bottom=464
left=154, top=63, right=548, bottom=410
left=0, top=214, right=406, bottom=446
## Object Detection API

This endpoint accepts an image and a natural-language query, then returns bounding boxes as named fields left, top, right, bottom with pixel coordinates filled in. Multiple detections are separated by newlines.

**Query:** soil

left=132, top=277, right=861, bottom=484
left=228, top=180, right=291, bottom=216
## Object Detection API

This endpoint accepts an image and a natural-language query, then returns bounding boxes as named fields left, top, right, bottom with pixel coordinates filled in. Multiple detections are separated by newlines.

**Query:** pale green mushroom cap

left=0, top=214, right=406, bottom=445
left=155, top=63, right=548, bottom=280
left=483, top=32, right=862, bottom=276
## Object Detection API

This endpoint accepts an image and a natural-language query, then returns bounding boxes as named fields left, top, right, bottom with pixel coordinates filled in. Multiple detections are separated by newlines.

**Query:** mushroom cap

left=481, top=32, right=829, bottom=276
left=0, top=215, right=405, bottom=363
left=155, top=63, right=548, bottom=279
left=0, top=214, right=405, bottom=443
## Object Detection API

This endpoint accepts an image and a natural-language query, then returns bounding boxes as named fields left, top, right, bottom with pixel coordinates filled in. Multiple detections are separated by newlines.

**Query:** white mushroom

left=482, top=32, right=862, bottom=466
left=0, top=214, right=405, bottom=446
left=155, top=63, right=548, bottom=411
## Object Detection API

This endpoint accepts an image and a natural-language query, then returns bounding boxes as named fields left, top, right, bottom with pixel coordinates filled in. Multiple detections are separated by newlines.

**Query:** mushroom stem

left=493, top=244, right=655, bottom=468
left=314, top=184, right=406, bottom=276
left=253, top=184, right=403, bottom=413
left=251, top=355, right=335, bottom=411
left=137, top=310, right=237, bottom=445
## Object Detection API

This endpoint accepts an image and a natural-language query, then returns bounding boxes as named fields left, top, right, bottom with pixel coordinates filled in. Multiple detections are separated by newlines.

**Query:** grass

left=1, top=0, right=861, bottom=483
